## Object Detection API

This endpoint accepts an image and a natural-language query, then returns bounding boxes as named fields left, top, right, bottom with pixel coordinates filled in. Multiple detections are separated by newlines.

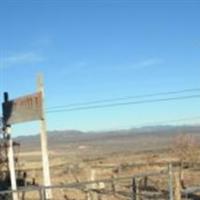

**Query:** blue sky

left=0, top=0, right=200, bottom=136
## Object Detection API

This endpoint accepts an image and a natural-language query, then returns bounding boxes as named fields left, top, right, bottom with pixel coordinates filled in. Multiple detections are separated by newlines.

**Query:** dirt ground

left=15, top=134, right=200, bottom=200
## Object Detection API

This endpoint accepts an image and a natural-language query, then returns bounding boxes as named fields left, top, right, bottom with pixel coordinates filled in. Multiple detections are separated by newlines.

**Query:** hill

left=15, top=125, right=200, bottom=152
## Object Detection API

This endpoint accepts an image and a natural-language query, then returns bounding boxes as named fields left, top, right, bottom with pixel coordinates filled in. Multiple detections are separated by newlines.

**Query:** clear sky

left=0, top=0, right=200, bottom=136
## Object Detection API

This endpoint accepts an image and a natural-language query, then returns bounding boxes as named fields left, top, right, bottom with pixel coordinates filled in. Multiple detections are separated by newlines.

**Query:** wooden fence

left=0, top=164, right=198, bottom=200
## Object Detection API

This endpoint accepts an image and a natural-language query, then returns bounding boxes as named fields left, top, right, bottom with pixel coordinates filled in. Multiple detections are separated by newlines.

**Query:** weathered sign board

left=2, top=92, right=43, bottom=125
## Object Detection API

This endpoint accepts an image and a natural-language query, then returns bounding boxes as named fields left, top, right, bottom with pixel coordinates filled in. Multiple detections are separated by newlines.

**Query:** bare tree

left=172, top=134, right=199, bottom=165
left=171, top=134, right=199, bottom=188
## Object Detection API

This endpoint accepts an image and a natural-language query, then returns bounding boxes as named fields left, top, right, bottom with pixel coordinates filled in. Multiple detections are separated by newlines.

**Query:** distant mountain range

left=15, top=125, right=200, bottom=152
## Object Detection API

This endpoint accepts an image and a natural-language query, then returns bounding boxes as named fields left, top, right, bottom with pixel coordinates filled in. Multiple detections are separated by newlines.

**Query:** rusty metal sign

left=2, top=92, right=43, bottom=125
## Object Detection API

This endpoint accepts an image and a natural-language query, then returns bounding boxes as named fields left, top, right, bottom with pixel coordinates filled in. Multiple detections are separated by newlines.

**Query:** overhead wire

left=46, top=94, right=200, bottom=113
left=46, top=88, right=200, bottom=111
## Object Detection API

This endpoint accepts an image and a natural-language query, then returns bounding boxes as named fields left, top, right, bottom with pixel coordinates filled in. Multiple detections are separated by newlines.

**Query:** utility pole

left=3, top=92, right=18, bottom=200
left=37, top=74, right=52, bottom=199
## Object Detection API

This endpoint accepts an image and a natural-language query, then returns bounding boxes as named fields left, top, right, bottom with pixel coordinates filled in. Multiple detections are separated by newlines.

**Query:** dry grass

left=14, top=132, right=200, bottom=199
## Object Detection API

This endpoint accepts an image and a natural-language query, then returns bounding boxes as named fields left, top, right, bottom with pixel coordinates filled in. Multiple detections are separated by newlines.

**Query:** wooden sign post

left=168, top=163, right=174, bottom=200
left=2, top=93, right=18, bottom=200
left=2, top=74, right=52, bottom=199
left=37, top=74, right=52, bottom=199
left=7, top=126, right=18, bottom=200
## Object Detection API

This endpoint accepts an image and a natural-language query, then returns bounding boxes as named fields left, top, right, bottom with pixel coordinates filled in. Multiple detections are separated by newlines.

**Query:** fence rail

left=0, top=171, right=167, bottom=199
left=0, top=166, right=199, bottom=200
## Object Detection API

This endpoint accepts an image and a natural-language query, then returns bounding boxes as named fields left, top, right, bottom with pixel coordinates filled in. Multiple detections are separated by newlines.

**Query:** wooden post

left=6, top=126, right=18, bottom=200
left=136, top=178, right=140, bottom=200
left=3, top=92, right=18, bottom=200
left=111, top=175, right=116, bottom=193
left=86, top=191, right=92, bottom=200
left=179, top=162, right=185, bottom=189
left=143, top=176, right=148, bottom=189
left=91, top=169, right=96, bottom=188
left=39, top=188, right=44, bottom=200
left=89, top=169, right=98, bottom=200
left=37, top=74, right=52, bottom=199
left=132, top=177, right=140, bottom=200
left=174, top=172, right=181, bottom=200
left=168, top=163, right=174, bottom=200
left=86, top=190, right=99, bottom=200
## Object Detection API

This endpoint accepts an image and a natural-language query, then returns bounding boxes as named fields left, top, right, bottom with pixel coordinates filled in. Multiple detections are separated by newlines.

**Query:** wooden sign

left=2, top=92, right=43, bottom=125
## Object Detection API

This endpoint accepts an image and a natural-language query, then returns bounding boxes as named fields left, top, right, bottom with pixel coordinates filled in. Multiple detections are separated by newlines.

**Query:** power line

left=46, top=94, right=200, bottom=113
left=47, top=88, right=200, bottom=110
